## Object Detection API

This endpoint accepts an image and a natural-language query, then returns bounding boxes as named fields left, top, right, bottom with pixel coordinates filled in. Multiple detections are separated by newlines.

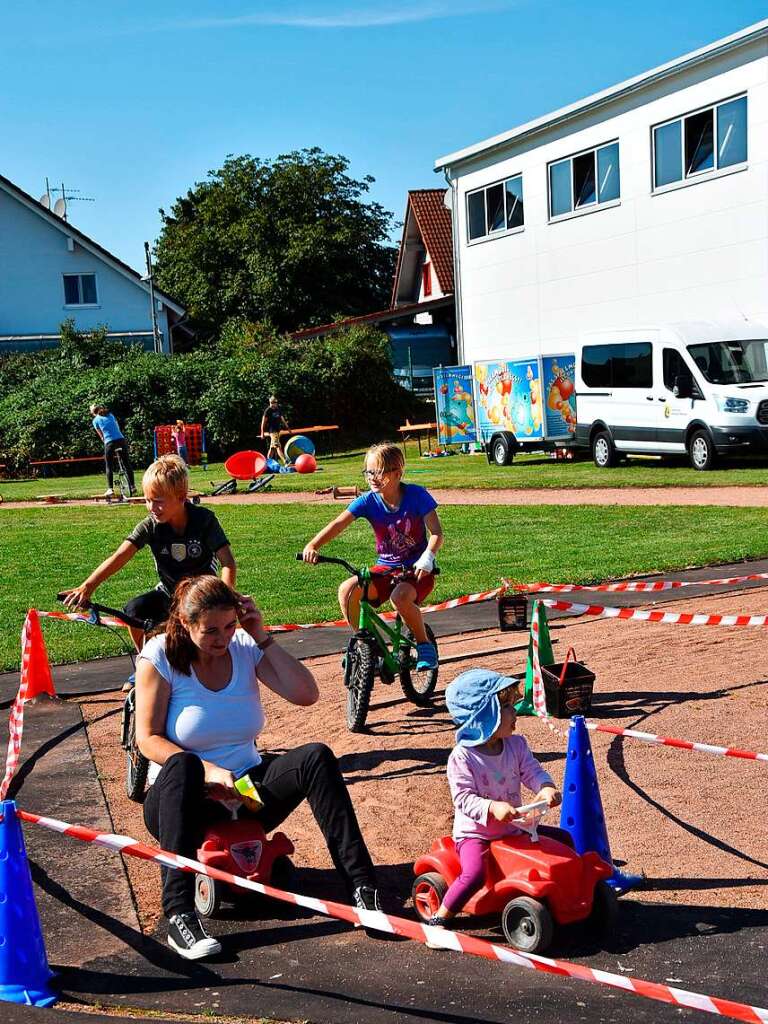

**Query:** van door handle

left=658, top=397, right=667, bottom=402
left=646, top=396, right=654, bottom=401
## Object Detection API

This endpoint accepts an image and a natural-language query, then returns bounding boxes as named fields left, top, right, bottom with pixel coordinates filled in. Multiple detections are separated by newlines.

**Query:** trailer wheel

left=592, top=430, right=617, bottom=469
left=492, top=437, right=514, bottom=466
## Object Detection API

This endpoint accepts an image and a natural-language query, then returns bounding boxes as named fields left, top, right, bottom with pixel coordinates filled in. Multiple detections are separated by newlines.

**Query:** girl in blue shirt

left=302, top=442, right=444, bottom=670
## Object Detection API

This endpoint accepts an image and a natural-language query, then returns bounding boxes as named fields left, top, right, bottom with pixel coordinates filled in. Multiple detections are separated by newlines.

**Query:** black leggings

left=143, top=745, right=377, bottom=918
left=104, top=439, right=135, bottom=490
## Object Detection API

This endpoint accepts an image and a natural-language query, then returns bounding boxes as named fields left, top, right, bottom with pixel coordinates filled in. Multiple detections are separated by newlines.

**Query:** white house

left=0, top=173, right=186, bottom=354
left=435, top=19, right=768, bottom=365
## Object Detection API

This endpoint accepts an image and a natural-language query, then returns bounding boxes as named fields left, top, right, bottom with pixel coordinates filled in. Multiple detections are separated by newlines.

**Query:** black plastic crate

left=541, top=652, right=595, bottom=718
left=497, top=593, right=529, bottom=632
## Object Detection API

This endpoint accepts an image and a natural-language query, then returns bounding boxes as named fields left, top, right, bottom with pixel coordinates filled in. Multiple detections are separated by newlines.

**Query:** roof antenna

left=41, top=178, right=95, bottom=221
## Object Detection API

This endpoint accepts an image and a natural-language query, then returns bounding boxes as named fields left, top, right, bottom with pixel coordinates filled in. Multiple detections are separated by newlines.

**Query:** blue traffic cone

left=0, top=801, right=57, bottom=1007
left=559, top=717, right=643, bottom=894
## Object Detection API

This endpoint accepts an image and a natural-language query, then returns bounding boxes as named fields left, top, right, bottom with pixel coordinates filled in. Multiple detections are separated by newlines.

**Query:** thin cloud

left=159, top=2, right=515, bottom=32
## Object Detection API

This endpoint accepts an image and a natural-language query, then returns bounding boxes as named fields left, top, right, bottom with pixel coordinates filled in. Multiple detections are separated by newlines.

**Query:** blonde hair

left=365, top=442, right=404, bottom=476
left=142, top=453, right=189, bottom=499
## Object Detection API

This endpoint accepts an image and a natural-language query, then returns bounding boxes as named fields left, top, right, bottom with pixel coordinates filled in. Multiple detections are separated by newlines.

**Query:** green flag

left=515, top=600, right=554, bottom=715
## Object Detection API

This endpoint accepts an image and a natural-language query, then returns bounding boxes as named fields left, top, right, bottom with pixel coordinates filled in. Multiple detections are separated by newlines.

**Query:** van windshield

left=687, top=340, right=768, bottom=385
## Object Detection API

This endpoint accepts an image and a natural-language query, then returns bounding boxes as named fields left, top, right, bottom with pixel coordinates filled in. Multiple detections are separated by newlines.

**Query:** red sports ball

left=295, top=453, right=317, bottom=474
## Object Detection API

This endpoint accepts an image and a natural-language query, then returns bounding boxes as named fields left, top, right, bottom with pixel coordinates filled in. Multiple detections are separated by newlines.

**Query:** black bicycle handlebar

left=294, top=554, right=439, bottom=577
left=56, top=593, right=150, bottom=632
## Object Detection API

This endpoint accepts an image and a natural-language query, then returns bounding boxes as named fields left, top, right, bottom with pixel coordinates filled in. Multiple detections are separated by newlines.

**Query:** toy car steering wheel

left=512, top=799, right=550, bottom=841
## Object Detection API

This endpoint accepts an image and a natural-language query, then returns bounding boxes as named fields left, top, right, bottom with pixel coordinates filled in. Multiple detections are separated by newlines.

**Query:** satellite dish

left=53, top=198, right=67, bottom=218
left=39, top=193, right=51, bottom=209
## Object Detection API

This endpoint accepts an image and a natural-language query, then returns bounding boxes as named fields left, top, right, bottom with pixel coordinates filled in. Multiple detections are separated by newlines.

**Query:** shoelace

left=175, top=915, right=199, bottom=946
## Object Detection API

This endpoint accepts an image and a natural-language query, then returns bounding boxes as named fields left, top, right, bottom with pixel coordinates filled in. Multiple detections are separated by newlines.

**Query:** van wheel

left=592, top=431, right=616, bottom=468
left=688, top=429, right=716, bottom=471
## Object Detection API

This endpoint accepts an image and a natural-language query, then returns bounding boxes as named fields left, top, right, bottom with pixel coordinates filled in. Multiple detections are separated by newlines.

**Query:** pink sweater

left=446, top=735, right=554, bottom=841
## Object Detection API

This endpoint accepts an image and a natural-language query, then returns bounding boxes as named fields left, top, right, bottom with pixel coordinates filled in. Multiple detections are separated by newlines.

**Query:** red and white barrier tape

left=0, top=616, right=34, bottom=801
left=269, top=586, right=504, bottom=633
left=540, top=598, right=768, bottom=628
left=16, top=808, right=768, bottom=1023
left=38, top=609, right=127, bottom=629
left=37, top=587, right=504, bottom=636
left=517, top=571, right=768, bottom=594
left=585, top=722, right=768, bottom=763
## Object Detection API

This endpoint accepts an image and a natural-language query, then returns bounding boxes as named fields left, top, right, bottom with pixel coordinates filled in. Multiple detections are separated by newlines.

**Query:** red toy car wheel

left=412, top=872, right=447, bottom=922
left=586, top=880, right=619, bottom=937
left=195, top=873, right=224, bottom=918
left=501, top=896, right=553, bottom=954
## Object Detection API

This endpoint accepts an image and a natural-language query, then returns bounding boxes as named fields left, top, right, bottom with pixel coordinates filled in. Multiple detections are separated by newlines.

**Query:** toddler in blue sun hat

left=426, top=668, right=566, bottom=933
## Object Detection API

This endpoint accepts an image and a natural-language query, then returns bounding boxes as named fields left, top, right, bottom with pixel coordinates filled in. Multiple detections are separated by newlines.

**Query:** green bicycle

left=296, top=553, right=440, bottom=732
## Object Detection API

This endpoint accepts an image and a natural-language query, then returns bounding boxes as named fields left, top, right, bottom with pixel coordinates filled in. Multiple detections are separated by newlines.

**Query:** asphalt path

left=3, top=559, right=768, bottom=1023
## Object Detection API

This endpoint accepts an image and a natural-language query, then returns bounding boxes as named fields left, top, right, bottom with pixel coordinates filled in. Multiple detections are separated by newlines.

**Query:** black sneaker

left=353, top=885, right=381, bottom=913
left=167, top=912, right=222, bottom=960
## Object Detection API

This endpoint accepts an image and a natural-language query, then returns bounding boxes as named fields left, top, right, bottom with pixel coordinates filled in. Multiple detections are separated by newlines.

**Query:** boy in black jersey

left=62, top=455, right=236, bottom=651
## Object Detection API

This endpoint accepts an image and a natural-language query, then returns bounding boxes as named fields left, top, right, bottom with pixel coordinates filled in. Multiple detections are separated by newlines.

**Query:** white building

left=436, top=19, right=768, bottom=365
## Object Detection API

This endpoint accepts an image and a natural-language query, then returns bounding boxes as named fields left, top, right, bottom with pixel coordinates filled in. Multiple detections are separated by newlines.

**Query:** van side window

left=663, top=348, right=688, bottom=391
left=582, top=343, right=652, bottom=388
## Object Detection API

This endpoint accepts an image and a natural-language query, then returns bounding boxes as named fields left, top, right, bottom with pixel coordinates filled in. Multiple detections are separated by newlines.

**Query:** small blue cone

left=559, top=717, right=643, bottom=894
left=0, top=801, right=57, bottom=1007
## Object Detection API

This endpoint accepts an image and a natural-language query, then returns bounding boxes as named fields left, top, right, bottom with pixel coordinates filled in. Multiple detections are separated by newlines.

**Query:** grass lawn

left=2, top=443, right=768, bottom=502
left=2, top=502, right=768, bottom=672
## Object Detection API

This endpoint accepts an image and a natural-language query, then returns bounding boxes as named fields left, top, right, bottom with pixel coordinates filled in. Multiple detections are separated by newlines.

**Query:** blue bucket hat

left=445, top=668, right=521, bottom=746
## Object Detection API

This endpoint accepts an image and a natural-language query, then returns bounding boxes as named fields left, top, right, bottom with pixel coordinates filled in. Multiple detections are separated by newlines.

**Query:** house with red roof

left=291, top=188, right=456, bottom=391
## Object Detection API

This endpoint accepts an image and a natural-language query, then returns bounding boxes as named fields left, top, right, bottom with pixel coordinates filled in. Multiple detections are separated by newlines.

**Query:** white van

left=574, top=321, right=768, bottom=470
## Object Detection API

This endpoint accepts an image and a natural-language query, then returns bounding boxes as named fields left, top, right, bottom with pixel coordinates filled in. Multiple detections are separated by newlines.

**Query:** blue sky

left=3, top=1, right=767, bottom=272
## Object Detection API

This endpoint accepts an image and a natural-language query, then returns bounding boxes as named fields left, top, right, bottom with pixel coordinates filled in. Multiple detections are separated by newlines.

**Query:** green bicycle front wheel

left=399, top=624, right=439, bottom=707
left=346, top=635, right=376, bottom=732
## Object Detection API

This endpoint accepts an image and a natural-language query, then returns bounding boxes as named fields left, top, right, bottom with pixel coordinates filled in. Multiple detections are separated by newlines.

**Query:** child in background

left=426, top=668, right=564, bottom=933
left=302, top=442, right=443, bottom=670
left=90, top=402, right=136, bottom=497
left=171, top=420, right=189, bottom=464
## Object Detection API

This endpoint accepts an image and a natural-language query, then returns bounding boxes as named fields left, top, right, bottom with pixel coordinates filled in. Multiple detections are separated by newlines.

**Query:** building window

left=63, top=273, right=98, bottom=305
left=466, top=173, right=524, bottom=241
left=548, top=141, right=620, bottom=220
left=422, top=262, right=432, bottom=297
left=582, top=342, right=652, bottom=389
left=653, top=95, right=747, bottom=190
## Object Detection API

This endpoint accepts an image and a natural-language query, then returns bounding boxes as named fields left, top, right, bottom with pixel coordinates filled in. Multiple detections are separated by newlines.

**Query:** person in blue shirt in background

left=90, top=402, right=136, bottom=497
left=302, top=442, right=443, bottom=670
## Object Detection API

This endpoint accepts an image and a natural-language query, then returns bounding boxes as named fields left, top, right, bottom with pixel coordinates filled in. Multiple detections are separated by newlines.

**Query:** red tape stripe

left=16, top=808, right=768, bottom=1023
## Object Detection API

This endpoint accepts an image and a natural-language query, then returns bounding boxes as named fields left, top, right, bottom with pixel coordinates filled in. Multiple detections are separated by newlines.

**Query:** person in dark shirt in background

left=260, top=395, right=290, bottom=465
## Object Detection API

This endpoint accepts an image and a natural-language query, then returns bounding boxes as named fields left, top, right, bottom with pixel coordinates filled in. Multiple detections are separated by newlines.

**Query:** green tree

left=154, top=149, right=397, bottom=339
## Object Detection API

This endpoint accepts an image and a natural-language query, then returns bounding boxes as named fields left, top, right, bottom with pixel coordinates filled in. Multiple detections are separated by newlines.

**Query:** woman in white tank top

left=135, top=575, right=380, bottom=961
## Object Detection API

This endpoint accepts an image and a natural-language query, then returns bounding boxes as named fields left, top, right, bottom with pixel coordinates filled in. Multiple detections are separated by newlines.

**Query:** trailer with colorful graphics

left=434, top=355, right=576, bottom=464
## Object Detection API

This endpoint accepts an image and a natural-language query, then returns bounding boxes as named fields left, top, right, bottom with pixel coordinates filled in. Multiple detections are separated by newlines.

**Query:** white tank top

left=139, top=630, right=265, bottom=782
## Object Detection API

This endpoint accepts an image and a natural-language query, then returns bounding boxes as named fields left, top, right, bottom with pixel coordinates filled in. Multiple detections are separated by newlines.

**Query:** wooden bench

left=277, top=424, right=340, bottom=456
left=30, top=455, right=104, bottom=478
left=398, top=421, right=438, bottom=457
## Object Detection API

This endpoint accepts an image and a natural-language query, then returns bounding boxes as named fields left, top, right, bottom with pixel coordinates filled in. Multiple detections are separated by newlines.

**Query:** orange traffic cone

left=21, top=611, right=55, bottom=703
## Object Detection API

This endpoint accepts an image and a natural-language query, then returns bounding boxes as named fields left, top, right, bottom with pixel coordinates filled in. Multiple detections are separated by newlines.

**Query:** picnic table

left=398, top=421, right=438, bottom=457
left=277, top=424, right=340, bottom=456
left=30, top=455, right=104, bottom=478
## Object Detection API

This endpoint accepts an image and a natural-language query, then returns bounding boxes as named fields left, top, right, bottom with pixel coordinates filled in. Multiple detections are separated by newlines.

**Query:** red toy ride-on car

left=194, top=815, right=294, bottom=918
left=412, top=803, right=617, bottom=953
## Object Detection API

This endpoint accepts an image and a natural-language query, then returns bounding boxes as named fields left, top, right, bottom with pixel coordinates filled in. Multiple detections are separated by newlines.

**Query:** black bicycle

left=296, top=554, right=440, bottom=732
left=57, top=593, right=152, bottom=801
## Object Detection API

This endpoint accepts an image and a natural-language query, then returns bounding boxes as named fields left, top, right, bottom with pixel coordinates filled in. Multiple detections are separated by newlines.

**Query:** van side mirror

left=673, top=373, right=693, bottom=399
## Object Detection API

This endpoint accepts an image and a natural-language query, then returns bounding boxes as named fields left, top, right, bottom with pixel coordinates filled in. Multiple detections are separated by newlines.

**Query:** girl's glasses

left=362, top=469, right=387, bottom=480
